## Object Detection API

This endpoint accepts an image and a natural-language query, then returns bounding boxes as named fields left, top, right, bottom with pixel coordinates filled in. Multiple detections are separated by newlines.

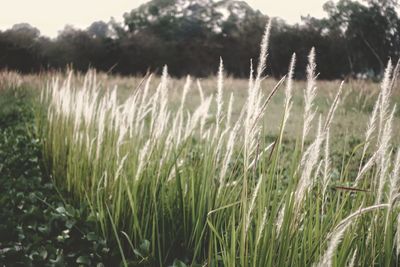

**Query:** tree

left=87, top=21, right=112, bottom=39
left=0, top=0, right=398, bottom=79
left=322, top=0, right=399, bottom=76
left=0, top=23, right=45, bottom=72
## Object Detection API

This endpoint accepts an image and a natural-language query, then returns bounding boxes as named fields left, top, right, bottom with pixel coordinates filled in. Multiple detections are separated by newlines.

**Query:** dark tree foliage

left=0, top=0, right=398, bottom=79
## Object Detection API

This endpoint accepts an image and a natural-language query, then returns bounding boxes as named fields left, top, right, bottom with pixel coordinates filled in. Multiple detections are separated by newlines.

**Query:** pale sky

left=0, top=0, right=342, bottom=38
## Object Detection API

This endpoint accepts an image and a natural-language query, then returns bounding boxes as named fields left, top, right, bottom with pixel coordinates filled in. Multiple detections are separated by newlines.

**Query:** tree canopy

left=0, top=0, right=398, bottom=79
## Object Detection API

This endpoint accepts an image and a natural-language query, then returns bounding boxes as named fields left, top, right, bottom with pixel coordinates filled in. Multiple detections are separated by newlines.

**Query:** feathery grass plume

left=347, top=248, right=357, bottom=267
left=247, top=142, right=274, bottom=171
left=148, top=67, right=169, bottom=140
left=378, top=60, right=393, bottom=140
left=279, top=116, right=323, bottom=233
left=240, top=23, right=271, bottom=260
left=196, top=79, right=205, bottom=104
left=296, top=116, right=323, bottom=206
left=96, top=101, right=107, bottom=160
left=248, top=20, right=272, bottom=105
left=173, top=76, right=192, bottom=145
left=283, top=53, right=296, bottom=127
left=316, top=204, right=390, bottom=267
left=109, top=85, right=118, bottom=121
left=315, top=219, right=353, bottom=267
left=81, top=76, right=99, bottom=128
left=257, top=76, right=286, bottom=122
left=114, top=154, right=129, bottom=182
left=135, top=140, right=150, bottom=181
left=185, top=95, right=213, bottom=140
left=383, top=145, right=400, bottom=235
left=322, top=129, right=331, bottom=203
left=359, top=92, right=381, bottom=172
left=200, top=96, right=212, bottom=139
left=116, top=122, right=128, bottom=158
left=218, top=106, right=246, bottom=194
left=302, top=47, right=317, bottom=150
left=389, top=59, right=400, bottom=92
left=245, top=175, right=264, bottom=233
left=87, top=134, right=97, bottom=160
left=73, top=89, right=84, bottom=132
left=180, top=75, right=192, bottom=111
left=125, top=92, right=142, bottom=138
left=256, top=21, right=272, bottom=80
left=155, top=65, right=170, bottom=139
left=390, top=149, right=400, bottom=207
left=324, top=81, right=344, bottom=132
left=297, top=78, right=342, bottom=212
left=249, top=59, right=254, bottom=91
left=0, top=70, right=22, bottom=89
left=135, top=74, right=152, bottom=135
left=216, top=57, right=224, bottom=134
left=277, top=115, right=324, bottom=233
left=256, top=207, right=268, bottom=247
left=397, top=213, right=400, bottom=257
left=214, top=128, right=230, bottom=163
left=244, top=20, right=272, bottom=156
left=275, top=198, right=287, bottom=235
left=313, top=160, right=323, bottom=188
left=355, top=149, right=380, bottom=184
left=377, top=105, right=396, bottom=203
left=218, top=121, right=239, bottom=188
left=226, top=92, right=234, bottom=129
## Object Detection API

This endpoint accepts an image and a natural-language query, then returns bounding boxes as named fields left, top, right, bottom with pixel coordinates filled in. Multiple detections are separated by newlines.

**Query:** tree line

left=0, top=0, right=399, bottom=79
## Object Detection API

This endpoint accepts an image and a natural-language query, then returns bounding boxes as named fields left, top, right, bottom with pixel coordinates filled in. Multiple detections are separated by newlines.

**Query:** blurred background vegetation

left=0, top=0, right=399, bottom=79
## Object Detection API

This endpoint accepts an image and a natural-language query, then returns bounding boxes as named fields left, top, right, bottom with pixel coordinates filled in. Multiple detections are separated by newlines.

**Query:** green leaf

left=86, top=232, right=98, bottom=241
left=139, top=240, right=150, bottom=254
left=65, top=204, right=76, bottom=216
left=38, top=224, right=49, bottom=234
left=76, top=255, right=91, bottom=265
left=65, top=219, right=76, bottom=229
left=39, top=247, right=48, bottom=260
left=172, top=259, right=188, bottom=267
left=55, top=206, right=66, bottom=214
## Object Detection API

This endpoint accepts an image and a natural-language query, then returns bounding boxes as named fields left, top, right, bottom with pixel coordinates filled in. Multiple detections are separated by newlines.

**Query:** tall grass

left=36, top=22, right=400, bottom=266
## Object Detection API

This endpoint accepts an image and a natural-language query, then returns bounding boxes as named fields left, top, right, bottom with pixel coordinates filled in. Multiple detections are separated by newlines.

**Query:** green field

left=1, top=44, right=400, bottom=266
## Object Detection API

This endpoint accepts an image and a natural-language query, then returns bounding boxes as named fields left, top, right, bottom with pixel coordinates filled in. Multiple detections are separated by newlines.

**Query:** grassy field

left=12, top=71, right=400, bottom=142
left=1, top=28, right=400, bottom=266
left=113, top=75, right=400, bottom=143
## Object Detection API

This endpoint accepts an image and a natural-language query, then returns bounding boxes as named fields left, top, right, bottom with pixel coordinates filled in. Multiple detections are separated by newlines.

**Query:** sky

left=0, top=0, right=343, bottom=38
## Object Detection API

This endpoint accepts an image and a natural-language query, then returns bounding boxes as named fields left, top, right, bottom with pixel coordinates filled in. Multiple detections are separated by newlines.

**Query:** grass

left=25, top=69, right=400, bottom=143
left=0, top=87, right=123, bottom=266
left=2, top=23, right=400, bottom=267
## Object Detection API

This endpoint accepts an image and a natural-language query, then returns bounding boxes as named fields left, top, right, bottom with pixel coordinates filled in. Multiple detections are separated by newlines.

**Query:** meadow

left=1, top=23, right=400, bottom=267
